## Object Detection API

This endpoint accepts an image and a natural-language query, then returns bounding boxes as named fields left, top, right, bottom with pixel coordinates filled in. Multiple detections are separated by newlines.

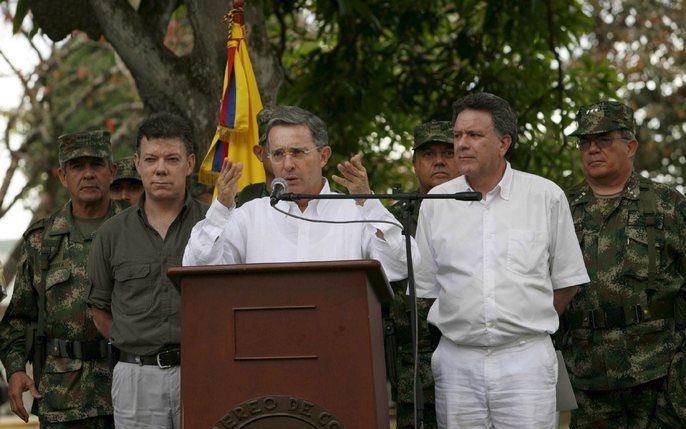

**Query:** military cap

left=58, top=130, right=112, bottom=165
left=413, top=120, right=453, bottom=150
left=257, top=106, right=291, bottom=146
left=570, top=100, right=635, bottom=136
left=113, top=157, right=141, bottom=184
left=257, top=107, right=275, bottom=146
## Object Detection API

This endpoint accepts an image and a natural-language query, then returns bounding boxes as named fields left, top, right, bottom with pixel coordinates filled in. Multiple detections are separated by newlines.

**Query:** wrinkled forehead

left=267, top=124, right=314, bottom=149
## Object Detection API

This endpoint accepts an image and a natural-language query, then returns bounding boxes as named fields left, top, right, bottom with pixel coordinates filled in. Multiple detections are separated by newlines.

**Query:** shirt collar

left=497, top=162, right=513, bottom=201
left=277, top=178, right=331, bottom=216
left=463, top=161, right=512, bottom=203
left=136, top=189, right=193, bottom=223
left=49, top=200, right=118, bottom=241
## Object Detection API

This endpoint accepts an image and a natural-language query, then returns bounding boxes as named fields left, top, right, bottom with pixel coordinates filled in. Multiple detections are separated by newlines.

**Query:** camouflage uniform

left=0, top=131, right=120, bottom=428
left=562, top=101, right=686, bottom=429
left=385, top=121, right=455, bottom=429
left=112, top=157, right=140, bottom=184
left=388, top=199, right=437, bottom=429
left=236, top=182, right=268, bottom=207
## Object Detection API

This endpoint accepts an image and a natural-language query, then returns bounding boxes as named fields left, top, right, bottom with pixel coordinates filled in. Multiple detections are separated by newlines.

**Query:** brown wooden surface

left=169, top=260, right=392, bottom=429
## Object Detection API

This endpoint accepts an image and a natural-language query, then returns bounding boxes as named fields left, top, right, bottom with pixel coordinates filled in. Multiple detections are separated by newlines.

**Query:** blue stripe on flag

left=211, top=141, right=224, bottom=172
left=224, top=72, right=237, bottom=129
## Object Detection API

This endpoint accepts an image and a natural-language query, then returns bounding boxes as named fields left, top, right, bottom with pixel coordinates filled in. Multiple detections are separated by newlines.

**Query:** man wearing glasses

left=561, top=100, right=686, bottom=428
left=183, top=105, right=414, bottom=283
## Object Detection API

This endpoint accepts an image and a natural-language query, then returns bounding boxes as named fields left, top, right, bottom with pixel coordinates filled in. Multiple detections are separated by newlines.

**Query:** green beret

left=113, top=157, right=141, bottom=184
left=58, top=130, right=112, bottom=165
left=413, top=120, right=453, bottom=150
left=570, top=100, right=635, bottom=137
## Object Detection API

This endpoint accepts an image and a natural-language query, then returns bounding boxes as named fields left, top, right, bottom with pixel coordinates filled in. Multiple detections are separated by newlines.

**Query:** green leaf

left=12, top=0, right=29, bottom=34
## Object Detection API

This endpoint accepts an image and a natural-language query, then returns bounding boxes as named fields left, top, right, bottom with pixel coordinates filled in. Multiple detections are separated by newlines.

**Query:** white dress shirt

left=415, top=163, right=589, bottom=347
left=183, top=180, right=415, bottom=282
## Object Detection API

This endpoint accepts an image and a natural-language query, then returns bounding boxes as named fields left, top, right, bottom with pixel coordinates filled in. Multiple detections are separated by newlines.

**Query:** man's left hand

left=332, top=154, right=372, bottom=206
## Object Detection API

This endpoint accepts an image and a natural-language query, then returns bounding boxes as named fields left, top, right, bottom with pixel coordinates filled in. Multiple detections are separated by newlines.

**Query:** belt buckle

left=156, top=351, right=172, bottom=369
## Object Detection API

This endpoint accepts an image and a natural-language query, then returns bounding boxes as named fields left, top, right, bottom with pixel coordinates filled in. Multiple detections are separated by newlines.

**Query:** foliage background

left=0, top=0, right=685, bottom=280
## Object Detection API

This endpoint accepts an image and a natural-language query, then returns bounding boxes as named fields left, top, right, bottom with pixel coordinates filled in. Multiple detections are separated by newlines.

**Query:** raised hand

left=332, top=154, right=372, bottom=206
left=216, top=158, right=243, bottom=208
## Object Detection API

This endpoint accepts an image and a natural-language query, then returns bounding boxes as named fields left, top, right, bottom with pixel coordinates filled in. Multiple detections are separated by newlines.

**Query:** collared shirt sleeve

left=0, top=241, right=37, bottom=378
left=548, top=189, right=590, bottom=289
left=87, top=229, right=114, bottom=312
left=414, top=200, right=440, bottom=298
left=183, top=199, right=246, bottom=266
left=358, top=198, right=417, bottom=282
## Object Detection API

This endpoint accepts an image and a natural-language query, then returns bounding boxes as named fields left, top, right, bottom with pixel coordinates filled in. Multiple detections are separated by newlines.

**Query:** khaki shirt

left=87, top=192, right=207, bottom=355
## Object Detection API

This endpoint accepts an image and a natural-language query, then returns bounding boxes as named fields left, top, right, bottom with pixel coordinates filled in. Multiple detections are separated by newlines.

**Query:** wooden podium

left=168, top=260, right=393, bottom=429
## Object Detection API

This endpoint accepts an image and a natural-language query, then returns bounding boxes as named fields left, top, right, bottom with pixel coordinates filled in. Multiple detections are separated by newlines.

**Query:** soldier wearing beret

left=110, top=157, right=143, bottom=205
left=562, top=100, right=686, bottom=428
left=386, top=120, right=459, bottom=429
left=0, top=131, right=121, bottom=428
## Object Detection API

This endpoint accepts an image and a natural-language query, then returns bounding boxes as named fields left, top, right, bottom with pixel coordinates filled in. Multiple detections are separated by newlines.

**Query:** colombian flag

left=199, top=15, right=265, bottom=193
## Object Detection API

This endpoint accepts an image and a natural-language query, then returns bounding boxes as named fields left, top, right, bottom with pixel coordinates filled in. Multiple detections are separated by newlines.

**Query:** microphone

left=270, top=178, right=288, bottom=206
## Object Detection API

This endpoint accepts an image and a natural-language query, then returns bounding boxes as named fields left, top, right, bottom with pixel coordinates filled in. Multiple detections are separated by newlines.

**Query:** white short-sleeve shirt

left=415, top=163, right=589, bottom=347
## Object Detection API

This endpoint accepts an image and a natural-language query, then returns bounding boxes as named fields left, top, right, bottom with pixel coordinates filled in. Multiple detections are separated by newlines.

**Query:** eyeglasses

left=577, top=136, right=628, bottom=152
left=267, top=146, right=320, bottom=163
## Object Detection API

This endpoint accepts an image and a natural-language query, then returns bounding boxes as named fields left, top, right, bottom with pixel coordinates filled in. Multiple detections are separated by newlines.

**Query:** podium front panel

left=175, top=261, right=390, bottom=429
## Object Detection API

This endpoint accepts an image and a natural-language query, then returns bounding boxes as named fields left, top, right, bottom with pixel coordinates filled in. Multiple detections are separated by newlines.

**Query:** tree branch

left=87, top=0, right=197, bottom=112
left=138, top=0, right=183, bottom=43
left=56, top=65, right=120, bottom=124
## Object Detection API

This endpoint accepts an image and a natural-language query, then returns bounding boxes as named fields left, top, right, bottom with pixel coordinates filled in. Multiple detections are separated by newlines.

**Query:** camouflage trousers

left=394, top=351, right=437, bottom=429
left=571, top=378, right=663, bottom=429
left=41, top=415, right=114, bottom=429
left=651, top=350, right=686, bottom=429
left=396, top=401, right=437, bottom=429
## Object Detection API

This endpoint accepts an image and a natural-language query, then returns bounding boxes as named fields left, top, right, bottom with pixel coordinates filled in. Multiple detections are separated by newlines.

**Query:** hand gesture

left=216, top=158, right=243, bottom=208
left=8, top=371, right=41, bottom=422
left=332, top=154, right=372, bottom=206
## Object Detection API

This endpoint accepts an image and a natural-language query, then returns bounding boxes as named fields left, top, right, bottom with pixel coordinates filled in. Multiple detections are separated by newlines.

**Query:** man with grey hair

left=183, top=105, right=414, bottom=283
left=415, top=92, right=589, bottom=428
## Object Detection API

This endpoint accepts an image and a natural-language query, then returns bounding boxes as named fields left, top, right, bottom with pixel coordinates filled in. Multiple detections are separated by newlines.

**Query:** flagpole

left=232, top=0, right=244, bottom=24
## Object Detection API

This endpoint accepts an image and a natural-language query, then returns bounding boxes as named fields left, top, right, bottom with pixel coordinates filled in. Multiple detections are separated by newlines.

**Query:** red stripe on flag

left=219, top=46, right=237, bottom=128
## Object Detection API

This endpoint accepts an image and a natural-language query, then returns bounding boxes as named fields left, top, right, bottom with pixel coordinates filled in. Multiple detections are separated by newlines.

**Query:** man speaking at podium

left=183, top=105, right=414, bottom=281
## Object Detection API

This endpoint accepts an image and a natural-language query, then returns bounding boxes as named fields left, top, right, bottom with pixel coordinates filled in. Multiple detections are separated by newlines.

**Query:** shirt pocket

left=41, top=356, right=83, bottom=411
left=623, top=225, right=661, bottom=281
left=114, top=263, right=152, bottom=315
left=45, top=268, right=71, bottom=291
left=506, top=229, right=549, bottom=278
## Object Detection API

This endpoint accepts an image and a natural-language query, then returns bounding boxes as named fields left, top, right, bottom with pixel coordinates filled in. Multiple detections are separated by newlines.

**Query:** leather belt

left=565, top=300, right=673, bottom=329
left=119, top=348, right=180, bottom=368
left=46, top=338, right=109, bottom=360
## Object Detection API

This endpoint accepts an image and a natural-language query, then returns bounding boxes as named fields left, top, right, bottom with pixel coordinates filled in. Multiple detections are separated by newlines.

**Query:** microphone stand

left=276, top=188, right=481, bottom=429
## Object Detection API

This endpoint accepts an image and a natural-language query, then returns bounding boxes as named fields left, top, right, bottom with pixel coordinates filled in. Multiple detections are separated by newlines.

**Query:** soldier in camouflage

left=0, top=131, right=121, bottom=428
left=562, top=100, right=686, bottom=428
left=387, top=120, right=459, bottom=429
left=110, top=156, right=143, bottom=205
left=234, top=106, right=276, bottom=207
